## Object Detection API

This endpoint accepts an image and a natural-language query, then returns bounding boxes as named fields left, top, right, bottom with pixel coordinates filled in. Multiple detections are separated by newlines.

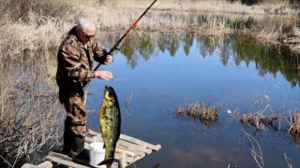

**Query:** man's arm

left=61, top=41, right=95, bottom=83
left=93, top=42, right=107, bottom=64
left=93, top=42, right=114, bottom=65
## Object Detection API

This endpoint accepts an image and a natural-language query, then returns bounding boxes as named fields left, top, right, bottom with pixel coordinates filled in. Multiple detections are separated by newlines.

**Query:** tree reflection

left=165, top=33, right=180, bottom=57
left=100, top=31, right=300, bottom=87
left=119, top=36, right=137, bottom=69
left=182, top=32, right=194, bottom=56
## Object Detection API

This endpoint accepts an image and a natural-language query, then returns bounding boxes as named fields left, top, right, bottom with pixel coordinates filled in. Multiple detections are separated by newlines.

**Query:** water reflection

left=99, top=32, right=300, bottom=87
left=90, top=30, right=300, bottom=168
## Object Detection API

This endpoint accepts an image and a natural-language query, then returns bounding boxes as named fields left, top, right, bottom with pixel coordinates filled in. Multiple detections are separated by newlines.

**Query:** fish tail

left=97, top=158, right=114, bottom=167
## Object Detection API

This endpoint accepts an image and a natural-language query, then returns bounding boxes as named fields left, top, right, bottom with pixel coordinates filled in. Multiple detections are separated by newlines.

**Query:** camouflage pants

left=59, top=87, right=88, bottom=136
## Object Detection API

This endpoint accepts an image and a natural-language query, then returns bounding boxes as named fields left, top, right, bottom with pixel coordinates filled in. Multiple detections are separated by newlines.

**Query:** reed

left=235, top=104, right=300, bottom=143
left=198, top=16, right=234, bottom=36
left=0, top=29, right=62, bottom=166
left=0, top=2, right=69, bottom=163
left=287, top=111, right=300, bottom=138
left=174, top=101, right=222, bottom=128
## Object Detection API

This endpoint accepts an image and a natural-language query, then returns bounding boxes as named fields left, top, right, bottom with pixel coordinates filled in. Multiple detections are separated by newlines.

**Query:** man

left=56, top=17, right=113, bottom=159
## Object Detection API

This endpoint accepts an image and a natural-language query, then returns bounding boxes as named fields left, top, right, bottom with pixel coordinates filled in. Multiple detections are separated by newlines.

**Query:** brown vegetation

left=236, top=107, right=300, bottom=140
left=287, top=112, right=300, bottom=138
left=174, top=101, right=222, bottom=128
left=113, top=0, right=299, bottom=15
left=0, top=48, right=63, bottom=167
left=0, top=0, right=64, bottom=165
left=0, top=0, right=299, bottom=54
left=240, top=112, right=265, bottom=131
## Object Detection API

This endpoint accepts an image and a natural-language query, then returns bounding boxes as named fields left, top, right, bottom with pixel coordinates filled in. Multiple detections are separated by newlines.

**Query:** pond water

left=87, top=32, right=300, bottom=168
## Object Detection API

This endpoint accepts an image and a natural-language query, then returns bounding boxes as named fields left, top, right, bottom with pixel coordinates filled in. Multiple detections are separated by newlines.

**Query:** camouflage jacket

left=56, top=26, right=107, bottom=89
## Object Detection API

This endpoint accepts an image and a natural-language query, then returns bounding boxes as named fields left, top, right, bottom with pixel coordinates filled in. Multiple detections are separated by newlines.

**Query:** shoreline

left=112, top=0, right=299, bottom=16
left=1, top=0, right=299, bottom=56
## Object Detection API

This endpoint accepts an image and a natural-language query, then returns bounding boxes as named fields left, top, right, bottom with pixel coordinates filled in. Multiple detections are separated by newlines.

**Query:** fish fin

left=97, top=158, right=114, bottom=167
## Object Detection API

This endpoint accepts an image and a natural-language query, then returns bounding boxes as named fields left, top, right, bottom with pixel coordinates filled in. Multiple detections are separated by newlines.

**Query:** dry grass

left=198, top=16, right=234, bottom=36
left=261, top=113, right=281, bottom=131
left=124, top=93, right=134, bottom=117
left=0, top=58, right=63, bottom=167
left=237, top=104, right=300, bottom=142
left=284, top=153, right=293, bottom=168
left=113, top=0, right=298, bottom=15
left=244, top=130, right=295, bottom=168
left=240, top=112, right=283, bottom=132
left=244, top=130, right=264, bottom=168
left=0, top=45, right=63, bottom=166
left=0, top=0, right=299, bottom=57
left=0, top=3, right=64, bottom=163
left=287, top=111, right=300, bottom=138
left=174, top=101, right=222, bottom=128
left=240, top=112, right=265, bottom=131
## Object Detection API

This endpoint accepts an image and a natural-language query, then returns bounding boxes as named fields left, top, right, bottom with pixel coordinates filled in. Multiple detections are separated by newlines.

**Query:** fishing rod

left=94, top=0, right=158, bottom=71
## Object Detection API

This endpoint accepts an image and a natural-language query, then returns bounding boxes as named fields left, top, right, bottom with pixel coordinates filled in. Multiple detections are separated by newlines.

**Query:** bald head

left=76, top=18, right=96, bottom=35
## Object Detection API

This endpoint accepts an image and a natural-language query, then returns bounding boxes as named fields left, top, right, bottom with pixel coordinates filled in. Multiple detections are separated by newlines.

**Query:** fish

left=98, top=86, right=121, bottom=167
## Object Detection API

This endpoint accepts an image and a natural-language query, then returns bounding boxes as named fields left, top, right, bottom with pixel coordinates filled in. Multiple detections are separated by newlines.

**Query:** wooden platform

left=45, top=129, right=161, bottom=168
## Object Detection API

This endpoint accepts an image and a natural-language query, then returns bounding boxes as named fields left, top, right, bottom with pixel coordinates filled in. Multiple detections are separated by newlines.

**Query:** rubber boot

left=69, top=133, right=85, bottom=159
left=62, top=117, right=72, bottom=155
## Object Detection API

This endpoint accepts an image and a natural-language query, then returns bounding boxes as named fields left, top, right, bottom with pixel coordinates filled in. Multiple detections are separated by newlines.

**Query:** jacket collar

left=68, top=26, right=94, bottom=49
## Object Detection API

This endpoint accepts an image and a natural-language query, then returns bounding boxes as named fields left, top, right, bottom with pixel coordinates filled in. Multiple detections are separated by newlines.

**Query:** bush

left=227, top=0, right=264, bottom=5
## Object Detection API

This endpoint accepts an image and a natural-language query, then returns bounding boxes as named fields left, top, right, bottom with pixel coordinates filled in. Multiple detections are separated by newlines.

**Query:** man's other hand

left=95, top=70, right=113, bottom=80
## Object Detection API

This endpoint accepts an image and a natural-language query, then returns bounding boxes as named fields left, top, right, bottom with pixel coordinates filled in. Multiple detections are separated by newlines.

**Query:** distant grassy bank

left=0, top=0, right=299, bottom=57
left=112, top=0, right=299, bottom=15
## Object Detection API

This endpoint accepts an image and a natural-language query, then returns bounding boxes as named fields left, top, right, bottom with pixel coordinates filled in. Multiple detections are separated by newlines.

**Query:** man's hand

left=95, top=70, right=113, bottom=80
left=104, top=55, right=113, bottom=65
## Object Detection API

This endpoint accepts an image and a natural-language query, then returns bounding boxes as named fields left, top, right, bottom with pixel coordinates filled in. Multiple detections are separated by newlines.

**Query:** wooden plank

left=21, top=161, right=53, bottom=168
left=86, top=138, right=144, bottom=157
left=87, top=129, right=161, bottom=152
left=127, top=153, right=146, bottom=167
left=85, top=129, right=162, bottom=167
left=45, top=152, right=90, bottom=168
left=118, top=140, right=146, bottom=156
left=116, top=145, right=143, bottom=157
left=116, top=148, right=135, bottom=158
left=88, top=129, right=162, bottom=151
left=83, top=144, right=134, bottom=166
left=46, top=152, right=120, bottom=168
left=120, top=134, right=161, bottom=151
left=21, top=163, right=38, bottom=168
left=114, top=152, right=133, bottom=163
left=88, top=130, right=160, bottom=151
left=84, top=142, right=136, bottom=158
left=117, top=140, right=152, bottom=154
left=112, top=161, right=119, bottom=168
left=119, top=153, right=127, bottom=168
left=37, top=161, right=53, bottom=168
left=85, top=134, right=147, bottom=158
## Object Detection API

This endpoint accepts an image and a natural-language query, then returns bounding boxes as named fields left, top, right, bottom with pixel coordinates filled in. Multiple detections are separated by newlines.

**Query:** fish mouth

left=105, top=85, right=117, bottom=97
